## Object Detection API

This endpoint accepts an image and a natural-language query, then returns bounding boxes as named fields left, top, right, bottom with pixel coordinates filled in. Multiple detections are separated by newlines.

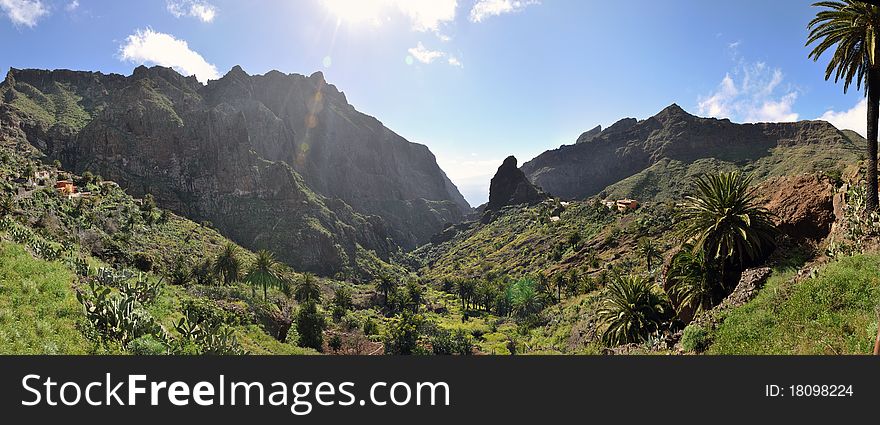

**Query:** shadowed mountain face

left=0, top=66, right=471, bottom=277
left=521, top=104, right=864, bottom=201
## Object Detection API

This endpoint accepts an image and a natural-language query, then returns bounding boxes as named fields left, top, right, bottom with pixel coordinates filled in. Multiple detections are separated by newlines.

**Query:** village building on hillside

left=603, top=198, right=639, bottom=212
left=54, top=180, right=91, bottom=199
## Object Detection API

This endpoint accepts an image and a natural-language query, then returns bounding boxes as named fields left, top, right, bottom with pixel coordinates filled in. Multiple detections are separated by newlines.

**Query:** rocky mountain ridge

left=521, top=104, right=863, bottom=201
left=0, top=66, right=470, bottom=278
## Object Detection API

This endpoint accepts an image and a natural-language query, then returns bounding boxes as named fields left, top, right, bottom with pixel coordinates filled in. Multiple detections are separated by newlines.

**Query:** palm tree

left=597, top=274, right=671, bottom=346
left=639, top=238, right=662, bottom=273
left=245, top=250, right=281, bottom=300
left=213, top=242, right=241, bottom=285
left=294, top=273, right=322, bottom=303
left=807, top=1, right=880, bottom=211
left=666, top=245, right=718, bottom=318
left=375, top=275, right=396, bottom=305
left=678, top=172, right=776, bottom=269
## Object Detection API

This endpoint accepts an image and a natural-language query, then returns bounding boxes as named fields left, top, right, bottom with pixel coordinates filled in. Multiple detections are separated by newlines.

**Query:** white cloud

left=469, top=0, right=539, bottom=23
left=167, top=0, right=216, bottom=23
left=320, top=0, right=456, bottom=33
left=395, top=0, right=457, bottom=32
left=407, top=42, right=461, bottom=67
left=698, top=61, right=799, bottom=123
left=819, top=98, right=867, bottom=138
left=65, top=0, right=78, bottom=12
left=408, top=42, right=444, bottom=64
left=119, top=28, right=220, bottom=84
left=0, top=0, right=48, bottom=27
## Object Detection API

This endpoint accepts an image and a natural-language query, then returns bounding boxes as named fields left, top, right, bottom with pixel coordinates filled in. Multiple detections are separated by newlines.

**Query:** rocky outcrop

left=521, top=103, right=859, bottom=200
left=575, top=125, right=602, bottom=144
left=487, top=156, right=548, bottom=211
left=756, top=174, right=836, bottom=241
left=0, top=66, right=472, bottom=277
left=684, top=267, right=772, bottom=329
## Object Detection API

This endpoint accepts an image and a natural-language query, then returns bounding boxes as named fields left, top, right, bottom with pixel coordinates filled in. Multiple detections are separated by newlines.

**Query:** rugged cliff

left=487, top=156, right=547, bottom=211
left=0, top=66, right=470, bottom=277
left=521, top=104, right=863, bottom=201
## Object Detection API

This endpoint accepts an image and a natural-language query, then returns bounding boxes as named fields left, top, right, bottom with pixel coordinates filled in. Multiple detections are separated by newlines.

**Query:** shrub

left=430, top=328, right=473, bottom=355
left=76, top=279, right=161, bottom=346
left=128, top=334, right=168, bottom=355
left=383, top=311, right=427, bottom=355
left=132, top=252, right=153, bottom=272
left=362, top=316, right=379, bottom=336
left=172, top=311, right=246, bottom=355
left=680, top=324, right=711, bottom=353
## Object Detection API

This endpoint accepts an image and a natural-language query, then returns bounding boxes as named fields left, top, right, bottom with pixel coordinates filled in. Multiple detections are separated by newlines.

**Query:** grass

left=0, top=240, right=93, bottom=354
left=709, top=254, right=880, bottom=355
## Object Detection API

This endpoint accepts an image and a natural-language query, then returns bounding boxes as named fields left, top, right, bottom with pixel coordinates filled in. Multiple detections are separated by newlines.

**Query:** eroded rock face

left=487, top=156, right=548, bottom=211
left=0, top=66, right=471, bottom=276
left=756, top=174, right=836, bottom=241
left=521, top=103, right=857, bottom=200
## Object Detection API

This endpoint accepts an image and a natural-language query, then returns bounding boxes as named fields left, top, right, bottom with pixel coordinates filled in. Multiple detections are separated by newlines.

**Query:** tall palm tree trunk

left=867, top=67, right=880, bottom=212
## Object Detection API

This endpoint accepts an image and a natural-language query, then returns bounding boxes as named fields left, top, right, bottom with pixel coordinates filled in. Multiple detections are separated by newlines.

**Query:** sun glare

left=321, top=0, right=388, bottom=25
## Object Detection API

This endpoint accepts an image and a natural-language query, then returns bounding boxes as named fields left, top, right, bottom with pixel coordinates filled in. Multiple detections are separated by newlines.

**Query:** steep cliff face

left=0, top=66, right=470, bottom=277
left=521, top=104, right=862, bottom=201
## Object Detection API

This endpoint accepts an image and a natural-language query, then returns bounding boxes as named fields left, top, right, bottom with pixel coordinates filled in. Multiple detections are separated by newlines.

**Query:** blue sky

left=0, top=0, right=870, bottom=205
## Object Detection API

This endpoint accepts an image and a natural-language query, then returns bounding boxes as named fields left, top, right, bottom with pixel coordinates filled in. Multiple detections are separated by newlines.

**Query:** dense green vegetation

left=709, top=255, right=880, bottom=354
left=0, top=241, right=92, bottom=354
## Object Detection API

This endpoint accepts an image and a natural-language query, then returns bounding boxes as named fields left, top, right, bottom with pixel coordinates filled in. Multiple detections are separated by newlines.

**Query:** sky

left=0, top=0, right=872, bottom=206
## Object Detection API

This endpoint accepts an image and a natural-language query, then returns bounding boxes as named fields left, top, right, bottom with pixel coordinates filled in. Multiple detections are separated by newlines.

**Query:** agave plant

left=598, top=274, right=671, bottom=346
left=678, top=172, right=776, bottom=267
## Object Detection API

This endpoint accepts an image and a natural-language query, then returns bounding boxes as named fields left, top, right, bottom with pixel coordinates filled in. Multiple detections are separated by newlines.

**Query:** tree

left=375, top=275, right=396, bottom=305
left=331, top=287, right=353, bottom=321
left=678, top=172, right=776, bottom=270
left=666, top=245, right=719, bottom=317
left=328, top=334, right=343, bottom=354
left=213, top=242, right=241, bottom=285
left=383, top=311, right=426, bottom=355
left=639, top=238, right=662, bottom=273
left=807, top=1, right=880, bottom=211
left=245, top=250, right=281, bottom=300
left=295, top=300, right=326, bottom=352
left=553, top=273, right=567, bottom=303
left=294, top=273, right=322, bottom=303
left=403, top=280, right=424, bottom=312
left=456, top=279, right=476, bottom=311
left=509, top=278, right=544, bottom=324
left=597, top=274, right=671, bottom=346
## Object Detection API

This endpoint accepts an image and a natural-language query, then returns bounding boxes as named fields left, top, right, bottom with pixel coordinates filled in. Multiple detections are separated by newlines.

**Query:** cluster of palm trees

left=598, top=171, right=777, bottom=346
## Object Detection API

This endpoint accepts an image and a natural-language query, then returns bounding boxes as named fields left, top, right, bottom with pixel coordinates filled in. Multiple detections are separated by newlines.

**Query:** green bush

left=680, top=324, right=711, bottom=353
left=127, top=335, right=167, bottom=355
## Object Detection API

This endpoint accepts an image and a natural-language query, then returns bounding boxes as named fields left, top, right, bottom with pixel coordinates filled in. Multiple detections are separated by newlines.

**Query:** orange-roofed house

left=55, top=180, right=75, bottom=196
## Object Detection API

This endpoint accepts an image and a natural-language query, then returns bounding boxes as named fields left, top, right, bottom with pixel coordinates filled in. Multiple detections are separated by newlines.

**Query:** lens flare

left=321, top=0, right=387, bottom=25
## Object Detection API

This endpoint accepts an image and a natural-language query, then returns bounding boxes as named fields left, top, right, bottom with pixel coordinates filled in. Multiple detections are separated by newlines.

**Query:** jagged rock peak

left=224, top=65, right=250, bottom=79
left=654, top=103, right=694, bottom=124
left=487, top=156, right=548, bottom=211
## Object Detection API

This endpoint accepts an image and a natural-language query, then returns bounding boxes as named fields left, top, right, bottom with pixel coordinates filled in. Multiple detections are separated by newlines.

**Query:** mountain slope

left=0, top=66, right=470, bottom=277
left=521, top=104, right=863, bottom=201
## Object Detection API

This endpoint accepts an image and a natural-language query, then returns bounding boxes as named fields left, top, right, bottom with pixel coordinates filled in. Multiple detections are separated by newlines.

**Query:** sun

left=321, top=0, right=388, bottom=25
